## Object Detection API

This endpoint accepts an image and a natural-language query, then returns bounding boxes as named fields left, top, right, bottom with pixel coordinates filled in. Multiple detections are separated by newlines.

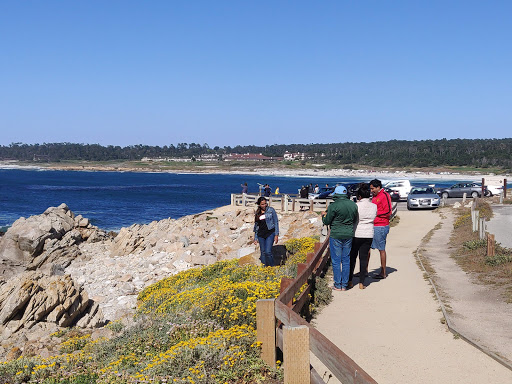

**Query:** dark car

left=309, top=186, right=335, bottom=199
left=384, top=187, right=400, bottom=202
left=437, top=183, right=488, bottom=198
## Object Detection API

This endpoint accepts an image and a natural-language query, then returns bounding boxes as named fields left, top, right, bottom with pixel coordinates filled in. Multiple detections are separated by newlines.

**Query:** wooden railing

left=256, top=239, right=377, bottom=384
left=232, top=193, right=397, bottom=218
left=231, top=193, right=332, bottom=212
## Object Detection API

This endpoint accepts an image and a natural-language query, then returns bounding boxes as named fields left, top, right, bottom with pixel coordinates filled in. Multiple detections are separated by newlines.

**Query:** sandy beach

left=0, top=161, right=509, bottom=187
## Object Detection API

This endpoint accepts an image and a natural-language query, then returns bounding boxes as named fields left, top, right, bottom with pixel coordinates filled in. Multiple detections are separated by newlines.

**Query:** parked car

left=437, top=183, right=488, bottom=198
left=309, top=186, right=335, bottom=199
left=486, top=185, right=503, bottom=196
left=383, top=180, right=411, bottom=200
left=407, top=187, right=441, bottom=210
left=384, top=187, right=400, bottom=202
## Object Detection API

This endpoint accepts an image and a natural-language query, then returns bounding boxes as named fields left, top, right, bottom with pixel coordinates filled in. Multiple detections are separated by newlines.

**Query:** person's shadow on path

left=363, top=267, right=398, bottom=286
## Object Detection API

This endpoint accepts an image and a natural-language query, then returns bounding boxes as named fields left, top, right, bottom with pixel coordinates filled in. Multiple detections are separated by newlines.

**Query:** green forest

left=1, top=138, right=512, bottom=170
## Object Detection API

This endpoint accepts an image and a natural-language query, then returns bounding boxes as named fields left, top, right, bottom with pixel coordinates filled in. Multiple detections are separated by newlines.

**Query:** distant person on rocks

left=308, top=183, right=313, bottom=193
left=253, top=196, right=279, bottom=267
left=263, top=184, right=272, bottom=197
left=369, top=179, right=392, bottom=279
left=348, top=183, right=377, bottom=289
left=274, top=187, right=280, bottom=195
left=321, top=185, right=358, bottom=291
left=241, top=182, right=248, bottom=194
left=314, top=184, right=320, bottom=194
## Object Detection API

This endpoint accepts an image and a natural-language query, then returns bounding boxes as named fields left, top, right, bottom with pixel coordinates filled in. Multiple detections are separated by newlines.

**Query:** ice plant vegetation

left=0, top=237, right=327, bottom=383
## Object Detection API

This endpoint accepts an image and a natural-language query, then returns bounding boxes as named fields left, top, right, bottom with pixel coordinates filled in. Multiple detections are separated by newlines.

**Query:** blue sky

left=0, top=1, right=510, bottom=147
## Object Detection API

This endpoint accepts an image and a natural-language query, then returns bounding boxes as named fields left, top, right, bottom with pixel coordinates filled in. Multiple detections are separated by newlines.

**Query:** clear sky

left=1, top=1, right=510, bottom=147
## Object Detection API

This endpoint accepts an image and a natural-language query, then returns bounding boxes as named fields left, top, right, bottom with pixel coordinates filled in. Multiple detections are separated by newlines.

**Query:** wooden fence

left=232, top=193, right=397, bottom=216
left=256, top=240, right=377, bottom=384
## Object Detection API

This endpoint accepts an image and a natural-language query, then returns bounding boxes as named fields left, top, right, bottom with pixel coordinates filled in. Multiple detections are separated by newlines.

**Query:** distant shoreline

left=0, top=160, right=509, bottom=185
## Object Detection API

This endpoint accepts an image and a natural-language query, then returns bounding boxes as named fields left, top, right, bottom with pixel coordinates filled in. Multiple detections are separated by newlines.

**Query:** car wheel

left=442, top=192, right=449, bottom=199
left=471, top=191, right=479, bottom=198
left=407, top=204, right=411, bottom=210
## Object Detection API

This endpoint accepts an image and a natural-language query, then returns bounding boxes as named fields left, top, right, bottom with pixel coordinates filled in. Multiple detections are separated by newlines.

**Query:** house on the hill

left=223, top=153, right=282, bottom=162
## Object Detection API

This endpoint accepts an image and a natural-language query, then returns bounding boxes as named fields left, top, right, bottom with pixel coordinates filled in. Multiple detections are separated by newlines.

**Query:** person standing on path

left=241, top=182, right=249, bottom=206
left=263, top=184, right=272, bottom=197
left=369, top=179, right=392, bottom=279
left=321, top=185, right=358, bottom=291
left=348, top=183, right=377, bottom=289
left=253, top=197, right=279, bottom=267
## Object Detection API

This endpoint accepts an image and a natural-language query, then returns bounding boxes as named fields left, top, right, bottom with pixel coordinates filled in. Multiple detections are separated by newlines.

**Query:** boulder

left=0, top=271, right=104, bottom=336
left=0, top=204, right=89, bottom=281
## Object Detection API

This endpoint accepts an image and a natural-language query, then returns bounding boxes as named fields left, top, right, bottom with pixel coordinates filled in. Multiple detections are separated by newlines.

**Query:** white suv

left=383, top=180, right=412, bottom=200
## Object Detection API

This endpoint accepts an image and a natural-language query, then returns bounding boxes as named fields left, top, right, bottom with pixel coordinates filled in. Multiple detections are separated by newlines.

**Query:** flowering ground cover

left=0, top=237, right=329, bottom=383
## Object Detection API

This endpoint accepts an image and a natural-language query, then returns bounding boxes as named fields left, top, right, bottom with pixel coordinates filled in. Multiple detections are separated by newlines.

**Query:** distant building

left=141, top=157, right=192, bottom=162
left=223, top=153, right=282, bottom=162
left=198, top=154, right=219, bottom=162
left=283, top=151, right=306, bottom=161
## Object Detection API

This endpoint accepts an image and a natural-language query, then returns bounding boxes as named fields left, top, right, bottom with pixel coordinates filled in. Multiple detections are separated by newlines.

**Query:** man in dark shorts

left=370, top=179, right=392, bottom=279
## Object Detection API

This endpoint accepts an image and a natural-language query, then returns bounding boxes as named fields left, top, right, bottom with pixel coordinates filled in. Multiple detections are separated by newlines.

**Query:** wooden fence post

left=472, top=210, right=479, bottom=232
left=505, top=179, right=508, bottom=199
left=309, top=199, right=313, bottom=212
left=283, top=326, right=310, bottom=384
left=482, top=178, right=485, bottom=198
left=280, top=278, right=294, bottom=307
left=479, top=217, right=485, bottom=240
left=487, top=234, right=495, bottom=257
left=462, top=192, right=467, bottom=204
left=297, top=263, right=307, bottom=277
left=292, top=198, right=296, bottom=212
left=256, top=299, right=276, bottom=368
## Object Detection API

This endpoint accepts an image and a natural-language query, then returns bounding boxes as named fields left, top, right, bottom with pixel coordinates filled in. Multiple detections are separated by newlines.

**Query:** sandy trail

left=311, top=210, right=512, bottom=384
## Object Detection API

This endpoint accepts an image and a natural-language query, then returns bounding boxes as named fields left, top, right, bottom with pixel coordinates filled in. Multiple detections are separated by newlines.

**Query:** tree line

left=1, top=139, right=511, bottom=169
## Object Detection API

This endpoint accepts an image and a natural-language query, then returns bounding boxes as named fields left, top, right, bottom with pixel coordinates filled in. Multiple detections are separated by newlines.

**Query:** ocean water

left=0, top=169, right=460, bottom=231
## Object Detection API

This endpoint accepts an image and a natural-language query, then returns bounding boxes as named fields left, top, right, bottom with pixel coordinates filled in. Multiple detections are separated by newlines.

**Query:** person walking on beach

left=348, top=183, right=377, bottom=289
left=369, top=179, right=392, bottom=279
left=321, top=185, right=358, bottom=291
left=253, top=196, right=279, bottom=267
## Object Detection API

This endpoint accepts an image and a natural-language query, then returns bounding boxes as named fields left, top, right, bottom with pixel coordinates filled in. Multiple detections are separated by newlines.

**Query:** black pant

left=349, top=237, right=372, bottom=285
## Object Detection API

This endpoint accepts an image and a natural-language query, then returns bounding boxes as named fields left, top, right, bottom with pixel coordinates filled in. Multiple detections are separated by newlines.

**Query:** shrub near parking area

left=451, top=201, right=512, bottom=303
left=0, top=237, right=328, bottom=384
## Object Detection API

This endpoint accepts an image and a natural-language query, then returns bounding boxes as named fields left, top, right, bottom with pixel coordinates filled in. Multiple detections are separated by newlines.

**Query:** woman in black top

left=253, top=196, right=279, bottom=266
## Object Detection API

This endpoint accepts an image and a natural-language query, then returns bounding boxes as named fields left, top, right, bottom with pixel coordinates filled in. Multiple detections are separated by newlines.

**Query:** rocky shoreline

left=0, top=203, right=322, bottom=360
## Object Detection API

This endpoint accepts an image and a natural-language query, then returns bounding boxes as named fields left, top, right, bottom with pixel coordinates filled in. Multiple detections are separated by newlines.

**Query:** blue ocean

left=0, top=169, right=461, bottom=231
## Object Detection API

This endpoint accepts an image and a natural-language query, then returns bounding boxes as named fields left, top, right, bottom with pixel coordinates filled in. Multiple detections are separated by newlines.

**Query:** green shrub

left=486, top=254, right=512, bottom=266
left=463, top=239, right=487, bottom=250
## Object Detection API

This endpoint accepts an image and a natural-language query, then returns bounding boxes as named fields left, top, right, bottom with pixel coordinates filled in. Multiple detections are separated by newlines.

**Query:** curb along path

left=311, top=210, right=512, bottom=384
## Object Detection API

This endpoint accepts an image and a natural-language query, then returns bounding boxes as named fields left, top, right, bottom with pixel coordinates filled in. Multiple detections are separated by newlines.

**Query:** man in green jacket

left=321, top=185, right=358, bottom=291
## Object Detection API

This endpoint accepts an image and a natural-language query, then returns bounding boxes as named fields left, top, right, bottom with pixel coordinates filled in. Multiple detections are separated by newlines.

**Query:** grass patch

left=450, top=203, right=512, bottom=303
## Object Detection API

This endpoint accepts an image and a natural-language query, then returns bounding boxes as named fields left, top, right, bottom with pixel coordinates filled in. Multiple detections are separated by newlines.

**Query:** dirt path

left=420, top=210, right=512, bottom=365
left=311, top=210, right=512, bottom=384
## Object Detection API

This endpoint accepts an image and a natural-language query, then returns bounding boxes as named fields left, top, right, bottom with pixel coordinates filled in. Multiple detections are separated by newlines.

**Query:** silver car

left=437, top=183, right=487, bottom=199
left=407, top=187, right=441, bottom=210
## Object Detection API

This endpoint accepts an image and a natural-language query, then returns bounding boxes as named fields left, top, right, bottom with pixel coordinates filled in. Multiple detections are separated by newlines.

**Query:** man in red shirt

left=370, top=179, right=392, bottom=279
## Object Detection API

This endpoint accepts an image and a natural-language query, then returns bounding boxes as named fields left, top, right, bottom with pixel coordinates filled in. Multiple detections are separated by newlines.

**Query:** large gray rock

left=0, top=271, right=104, bottom=338
left=0, top=204, right=106, bottom=283
left=0, top=204, right=78, bottom=281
